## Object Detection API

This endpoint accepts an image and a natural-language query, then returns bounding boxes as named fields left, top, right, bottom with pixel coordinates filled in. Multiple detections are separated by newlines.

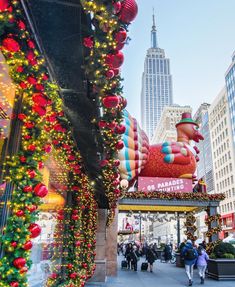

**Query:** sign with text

left=138, top=177, right=193, bottom=193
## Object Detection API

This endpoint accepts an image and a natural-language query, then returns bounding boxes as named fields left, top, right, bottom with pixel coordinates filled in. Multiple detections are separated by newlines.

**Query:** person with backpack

left=181, top=239, right=198, bottom=286
left=146, top=246, right=156, bottom=272
left=197, top=245, right=209, bottom=284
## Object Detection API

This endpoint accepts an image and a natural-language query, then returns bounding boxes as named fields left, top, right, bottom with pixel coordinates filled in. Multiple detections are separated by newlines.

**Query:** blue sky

left=122, top=0, right=235, bottom=122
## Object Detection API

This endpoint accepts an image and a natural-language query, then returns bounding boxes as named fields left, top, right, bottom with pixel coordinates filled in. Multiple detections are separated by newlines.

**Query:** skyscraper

left=141, top=13, right=173, bottom=139
left=225, top=51, right=235, bottom=146
left=193, top=103, right=214, bottom=193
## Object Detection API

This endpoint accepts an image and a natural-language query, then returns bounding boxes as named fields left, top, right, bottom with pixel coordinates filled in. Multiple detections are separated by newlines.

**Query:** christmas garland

left=184, top=213, right=197, bottom=242
left=123, top=191, right=226, bottom=201
left=0, top=1, right=97, bottom=286
left=205, top=213, right=222, bottom=254
left=80, top=0, right=138, bottom=224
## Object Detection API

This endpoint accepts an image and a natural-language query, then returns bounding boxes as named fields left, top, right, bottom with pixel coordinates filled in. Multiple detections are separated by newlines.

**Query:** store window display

left=27, top=165, right=66, bottom=287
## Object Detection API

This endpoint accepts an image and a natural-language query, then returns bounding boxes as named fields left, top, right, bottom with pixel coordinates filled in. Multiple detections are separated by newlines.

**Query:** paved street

left=86, top=256, right=235, bottom=287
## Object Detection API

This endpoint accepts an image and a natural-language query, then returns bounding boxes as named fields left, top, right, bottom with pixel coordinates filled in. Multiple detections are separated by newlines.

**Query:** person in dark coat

left=146, top=246, right=156, bottom=272
left=130, top=245, right=140, bottom=271
left=181, top=239, right=198, bottom=286
left=124, top=243, right=133, bottom=269
left=164, top=243, right=172, bottom=262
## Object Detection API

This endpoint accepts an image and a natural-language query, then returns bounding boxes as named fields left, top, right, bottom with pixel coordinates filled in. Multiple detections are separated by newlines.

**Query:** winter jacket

left=197, top=250, right=209, bottom=266
left=146, top=248, right=156, bottom=264
left=181, top=243, right=198, bottom=266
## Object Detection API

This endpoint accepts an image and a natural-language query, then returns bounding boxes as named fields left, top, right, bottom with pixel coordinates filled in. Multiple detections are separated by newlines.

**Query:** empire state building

left=141, top=14, right=173, bottom=139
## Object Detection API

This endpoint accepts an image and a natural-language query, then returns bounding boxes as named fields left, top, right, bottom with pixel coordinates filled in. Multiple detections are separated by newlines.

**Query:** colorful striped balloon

left=118, top=110, right=149, bottom=181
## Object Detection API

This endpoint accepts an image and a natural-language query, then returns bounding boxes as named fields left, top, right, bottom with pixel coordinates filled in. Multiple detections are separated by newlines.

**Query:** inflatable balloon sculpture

left=118, top=112, right=204, bottom=188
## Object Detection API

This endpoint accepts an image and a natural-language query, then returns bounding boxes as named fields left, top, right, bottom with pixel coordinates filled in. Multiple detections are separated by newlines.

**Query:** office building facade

left=141, top=14, right=173, bottom=139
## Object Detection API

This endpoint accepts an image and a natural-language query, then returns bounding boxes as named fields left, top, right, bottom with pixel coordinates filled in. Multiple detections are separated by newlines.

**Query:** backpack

left=184, top=248, right=197, bottom=260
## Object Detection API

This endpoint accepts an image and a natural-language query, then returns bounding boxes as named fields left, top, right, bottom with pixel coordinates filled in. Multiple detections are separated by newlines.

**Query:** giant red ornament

left=106, top=51, right=124, bottom=69
left=119, top=0, right=138, bottom=23
left=102, top=95, right=119, bottom=108
left=0, top=0, right=9, bottom=11
left=28, top=223, right=41, bottom=238
left=10, top=282, right=19, bottom=287
left=34, top=183, right=48, bottom=198
left=23, top=241, right=33, bottom=250
left=2, top=38, right=20, bottom=52
left=13, top=257, right=26, bottom=269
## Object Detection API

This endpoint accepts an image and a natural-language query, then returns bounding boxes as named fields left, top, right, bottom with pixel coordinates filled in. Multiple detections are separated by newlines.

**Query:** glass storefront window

left=27, top=161, right=66, bottom=287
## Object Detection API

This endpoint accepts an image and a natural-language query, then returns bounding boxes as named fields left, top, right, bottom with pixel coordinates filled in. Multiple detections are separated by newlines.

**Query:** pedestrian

left=146, top=246, right=156, bottom=272
left=164, top=243, right=172, bottom=262
left=197, top=245, right=209, bottom=284
left=124, top=243, right=133, bottom=269
left=181, top=239, right=198, bottom=286
left=130, top=245, right=140, bottom=271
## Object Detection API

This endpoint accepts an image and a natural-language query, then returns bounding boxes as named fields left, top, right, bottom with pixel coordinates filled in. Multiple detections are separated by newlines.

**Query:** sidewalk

left=85, top=256, right=235, bottom=287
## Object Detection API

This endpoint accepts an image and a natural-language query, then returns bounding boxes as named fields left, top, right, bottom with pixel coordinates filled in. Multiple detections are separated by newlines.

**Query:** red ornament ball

left=75, top=241, right=81, bottom=247
left=23, top=185, right=33, bottom=193
left=69, top=272, right=77, bottom=279
left=119, top=0, right=138, bottom=23
left=0, top=0, right=9, bottom=11
left=10, top=282, right=19, bottom=287
left=50, top=273, right=58, bottom=279
left=2, top=38, right=20, bottom=52
left=32, top=93, right=48, bottom=107
left=113, top=1, right=122, bottom=14
left=71, top=214, right=79, bottom=220
left=115, top=124, right=126, bottom=134
left=106, top=51, right=124, bottom=69
left=13, top=257, right=26, bottom=269
left=32, top=105, right=46, bottom=116
left=116, top=141, right=124, bottom=150
left=23, top=241, right=33, bottom=250
left=26, top=205, right=37, bottom=212
left=34, top=183, right=48, bottom=198
left=15, top=210, right=24, bottom=217
left=98, top=120, right=107, bottom=128
left=102, top=95, right=119, bottom=108
left=11, top=242, right=18, bottom=248
left=115, top=29, right=127, bottom=43
left=106, top=69, right=115, bottom=79
left=27, top=169, right=36, bottom=179
left=28, top=223, right=41, bottom=238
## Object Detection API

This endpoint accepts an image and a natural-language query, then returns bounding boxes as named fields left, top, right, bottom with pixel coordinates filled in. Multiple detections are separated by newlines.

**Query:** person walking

left=181, top=239, right=198, bottom=286
left=146, top=246, right=156, bottom=272
left=197, top=245, right=209, bottom=284
left=164, top=243, right=172, bottom=262
left=130, top=245, right=140, bottom=271
left=124, top=243, right=133, bottom=269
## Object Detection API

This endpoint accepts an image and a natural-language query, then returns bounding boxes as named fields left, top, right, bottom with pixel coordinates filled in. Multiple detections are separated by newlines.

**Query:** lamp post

left=177, top=212, right=181, bottom=246
left=139, top=215, right=142, bottom=243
